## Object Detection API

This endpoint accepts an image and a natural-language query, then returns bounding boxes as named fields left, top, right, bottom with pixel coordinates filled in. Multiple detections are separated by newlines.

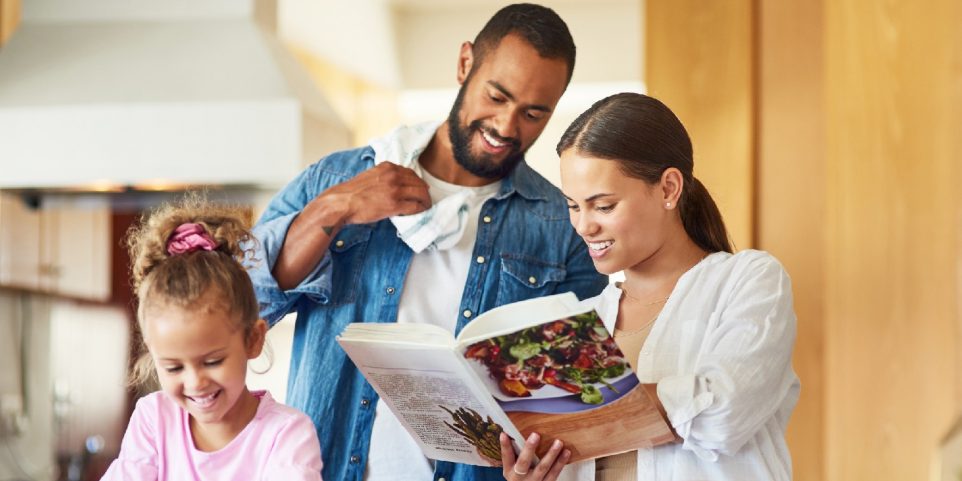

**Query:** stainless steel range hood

left=0, top=0, right=351, bottom=191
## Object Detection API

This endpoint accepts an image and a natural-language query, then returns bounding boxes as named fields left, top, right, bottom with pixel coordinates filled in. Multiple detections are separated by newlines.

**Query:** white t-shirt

left=557, top=250, right=799, bottom=481
left=364, top=169, right=501, bottom=481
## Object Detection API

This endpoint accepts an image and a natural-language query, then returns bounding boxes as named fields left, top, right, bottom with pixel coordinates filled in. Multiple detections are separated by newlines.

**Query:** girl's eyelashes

left=566, top=203, right=580, bottom=211
left=159, top=358, right=223, bottom=373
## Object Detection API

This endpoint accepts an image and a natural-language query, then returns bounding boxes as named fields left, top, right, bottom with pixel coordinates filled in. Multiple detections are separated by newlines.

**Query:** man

left=249, top=4, right=607, bottom=480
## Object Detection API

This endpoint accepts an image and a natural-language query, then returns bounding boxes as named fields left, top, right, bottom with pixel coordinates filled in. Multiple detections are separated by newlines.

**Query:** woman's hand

left=500, top=432, right=571, bottom=481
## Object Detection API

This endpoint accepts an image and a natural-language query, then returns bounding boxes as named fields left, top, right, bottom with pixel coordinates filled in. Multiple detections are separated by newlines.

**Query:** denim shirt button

left=528, top=276, right=537, bottom=284
left=386, top=287, right=396, bottom=295
left=350, top=455, right=360, bottom=464
left=335, top=239, right=345, bottom=248
left=360, top=398, right=370, bottom=407
left=463, top=309, right=473, bottom=318
left=482, top=215, right=492, bottom=223
left=476, top=256, right=485, bottom=264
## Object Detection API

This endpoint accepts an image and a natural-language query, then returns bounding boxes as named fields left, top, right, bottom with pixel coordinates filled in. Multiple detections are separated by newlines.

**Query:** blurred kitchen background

left=0, top=0, right=959, bottom=480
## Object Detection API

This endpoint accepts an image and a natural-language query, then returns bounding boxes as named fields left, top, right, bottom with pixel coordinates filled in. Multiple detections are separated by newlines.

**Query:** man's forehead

left=471, top=36, right=569, bottom=105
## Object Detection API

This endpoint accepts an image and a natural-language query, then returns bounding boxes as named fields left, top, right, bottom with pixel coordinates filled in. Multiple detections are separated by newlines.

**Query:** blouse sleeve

left=100, top=398, right=160, bottom=481
left=262, top=412, right=324, bottom=481
left=657, top=253, right=798, bottom=460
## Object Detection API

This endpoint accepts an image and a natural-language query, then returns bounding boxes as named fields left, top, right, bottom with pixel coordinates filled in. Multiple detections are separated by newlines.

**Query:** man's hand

left=272, top=162, right=431, bottom=290
left=319, top=162, right=431, bottom=226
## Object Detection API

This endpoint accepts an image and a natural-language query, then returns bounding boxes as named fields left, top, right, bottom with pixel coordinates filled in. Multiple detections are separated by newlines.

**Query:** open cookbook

left=336, top=292, right=676, bottom=467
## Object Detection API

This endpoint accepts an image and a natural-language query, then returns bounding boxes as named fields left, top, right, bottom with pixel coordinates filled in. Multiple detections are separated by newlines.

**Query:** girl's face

left=560, top=150, right=669, bottom=275
left=144, top=293, right=265, bottom=428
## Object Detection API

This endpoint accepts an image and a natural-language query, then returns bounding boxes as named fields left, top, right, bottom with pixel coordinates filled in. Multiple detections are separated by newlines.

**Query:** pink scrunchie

left=166, top=223, right=219, bottom=256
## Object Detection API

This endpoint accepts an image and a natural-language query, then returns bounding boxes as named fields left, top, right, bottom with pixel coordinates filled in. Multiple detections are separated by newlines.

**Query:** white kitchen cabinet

left=0, top=194, right=111, bottom=301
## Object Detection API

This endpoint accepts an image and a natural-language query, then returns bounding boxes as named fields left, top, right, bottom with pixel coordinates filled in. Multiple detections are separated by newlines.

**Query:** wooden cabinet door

left=0, top=194, right=41, bottom=290
left=41, top=206, right=111, bottom=301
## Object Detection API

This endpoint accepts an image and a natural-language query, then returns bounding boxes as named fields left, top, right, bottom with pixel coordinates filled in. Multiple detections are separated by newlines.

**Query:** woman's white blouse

left=559, top=249, right=800, bottom=481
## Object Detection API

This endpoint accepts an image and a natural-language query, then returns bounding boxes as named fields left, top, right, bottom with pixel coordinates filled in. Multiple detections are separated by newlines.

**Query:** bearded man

left=248, top=5, right=606, bottom=480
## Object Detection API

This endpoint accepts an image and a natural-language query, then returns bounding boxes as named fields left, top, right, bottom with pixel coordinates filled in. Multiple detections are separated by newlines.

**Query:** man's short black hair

left=472, top=3, right=576, bottom=84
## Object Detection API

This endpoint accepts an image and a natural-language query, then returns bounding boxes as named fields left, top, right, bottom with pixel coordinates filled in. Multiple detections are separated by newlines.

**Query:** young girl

left=102, top=198, right=323, bottom=481
left=500, top=93, right=799, bottom=481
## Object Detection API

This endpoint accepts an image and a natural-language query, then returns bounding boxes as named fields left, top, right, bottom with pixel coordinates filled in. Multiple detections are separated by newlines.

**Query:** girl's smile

left=143, top=289, right=266, bottom=449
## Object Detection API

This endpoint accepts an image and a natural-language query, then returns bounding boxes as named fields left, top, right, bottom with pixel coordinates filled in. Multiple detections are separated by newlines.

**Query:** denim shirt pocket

left=495, top=254, right=567, bottom=306
left=326, top=224, right=374, bottom=306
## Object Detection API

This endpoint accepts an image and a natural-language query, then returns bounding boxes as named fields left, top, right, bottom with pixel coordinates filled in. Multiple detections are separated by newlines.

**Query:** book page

left=337, top=338, right=525, bottom=467
left=458, top=309, right=675, bottom=462
left=456, top=292, right=585, bottom=345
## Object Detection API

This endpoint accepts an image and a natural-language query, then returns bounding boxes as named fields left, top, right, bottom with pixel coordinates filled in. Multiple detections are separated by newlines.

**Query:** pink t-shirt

left=101, top=390, right=323, bottom=481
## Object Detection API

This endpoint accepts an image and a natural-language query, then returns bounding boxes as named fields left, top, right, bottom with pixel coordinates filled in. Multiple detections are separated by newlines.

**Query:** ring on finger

left=512, top=464, right=529, bottom=476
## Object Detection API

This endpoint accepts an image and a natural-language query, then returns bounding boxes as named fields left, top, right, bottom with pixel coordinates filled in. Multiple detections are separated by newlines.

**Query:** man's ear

left=246, top=318, right=268, bottom=359
left=457, top=41, right=474, bottom=84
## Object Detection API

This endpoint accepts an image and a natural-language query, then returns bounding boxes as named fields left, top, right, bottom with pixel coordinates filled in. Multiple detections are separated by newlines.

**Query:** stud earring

left=665, top=202, right=671, bottom=208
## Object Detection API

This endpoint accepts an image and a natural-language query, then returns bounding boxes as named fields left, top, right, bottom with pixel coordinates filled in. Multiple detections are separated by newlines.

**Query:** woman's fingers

left=501, top=432, right=572, bottom=481
left=543, top=448, right=572, bottom=480
left=513, top=432, right=540, bottom=475
left=499, top=432, right=518, bottom=469
left=528, top=438, right=564, bottom=479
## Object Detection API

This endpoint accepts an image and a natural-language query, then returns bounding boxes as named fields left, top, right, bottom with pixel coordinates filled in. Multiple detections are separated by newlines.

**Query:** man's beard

left=446, top=82, right=526, bottom=180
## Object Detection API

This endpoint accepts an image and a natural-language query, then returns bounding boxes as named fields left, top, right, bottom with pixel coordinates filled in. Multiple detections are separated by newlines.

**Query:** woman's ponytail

left=680, top=177, right=732, bottom=253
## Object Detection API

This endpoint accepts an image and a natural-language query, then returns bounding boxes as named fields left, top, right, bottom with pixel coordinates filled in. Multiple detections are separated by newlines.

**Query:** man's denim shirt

left=249, top=146, right=607, bottom=481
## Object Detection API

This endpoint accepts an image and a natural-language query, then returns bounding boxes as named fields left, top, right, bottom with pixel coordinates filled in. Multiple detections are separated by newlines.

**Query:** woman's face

left=560, top=150, right=668, bottom=275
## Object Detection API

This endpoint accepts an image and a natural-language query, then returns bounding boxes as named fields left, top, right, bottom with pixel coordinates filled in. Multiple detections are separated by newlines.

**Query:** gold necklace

left=620, top=285, right=669, bottom=307
left=615, top=287, right=669, bottom=336
left=614, top=314, right=659, bottom=336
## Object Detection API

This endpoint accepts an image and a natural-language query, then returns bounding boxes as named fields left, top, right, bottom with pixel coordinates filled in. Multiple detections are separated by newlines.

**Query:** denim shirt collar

left=495, top=160, right=551, bottom=202
left=358, top=147, right=550, bottom=203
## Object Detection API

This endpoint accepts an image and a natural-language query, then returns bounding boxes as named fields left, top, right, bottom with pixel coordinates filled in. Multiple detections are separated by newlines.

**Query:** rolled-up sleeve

left=248, top=163, right=340, bottom=325
left=658, top=255, right=797, bottom=460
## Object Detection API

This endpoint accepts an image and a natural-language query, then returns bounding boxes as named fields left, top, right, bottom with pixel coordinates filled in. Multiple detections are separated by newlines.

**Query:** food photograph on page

left=441, top=405, right=507, bottom=467
left=463, top=311, right=638, bottom=413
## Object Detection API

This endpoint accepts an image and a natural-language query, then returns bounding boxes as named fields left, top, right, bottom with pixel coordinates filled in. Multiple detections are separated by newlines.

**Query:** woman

left=501, top=93, right=799, bottom=481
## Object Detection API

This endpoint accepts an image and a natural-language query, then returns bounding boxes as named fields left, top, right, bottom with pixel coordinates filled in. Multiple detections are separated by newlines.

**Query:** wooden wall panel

left=0, top=0, right=20, bottom=46
left=646, top=0, right=754, bottom=250
left=824, top=1, right=961, bottom=480
left=757, top=1, right=825, bottom=480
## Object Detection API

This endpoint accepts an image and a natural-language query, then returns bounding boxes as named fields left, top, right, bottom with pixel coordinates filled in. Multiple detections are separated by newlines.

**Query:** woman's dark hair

left=472, top=3, right=576, bottom=84
left=557, top=92, right=732, bottom=253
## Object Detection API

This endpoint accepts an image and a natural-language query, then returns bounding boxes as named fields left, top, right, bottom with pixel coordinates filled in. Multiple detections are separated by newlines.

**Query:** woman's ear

left=246, top=319, right=268, bottom=359
left=457, top=41, right=474, bottom=84
left=661, top=168, right=684, bottom=209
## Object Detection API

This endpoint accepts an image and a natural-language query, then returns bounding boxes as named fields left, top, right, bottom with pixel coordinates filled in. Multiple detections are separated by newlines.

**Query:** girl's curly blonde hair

left=125, top=192, right=261, bottom=390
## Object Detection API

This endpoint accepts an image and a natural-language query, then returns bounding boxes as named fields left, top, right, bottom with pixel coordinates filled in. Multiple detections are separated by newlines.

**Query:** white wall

left=279, top=0, right=403, bottom=88
left=48, top=302, right=129, bottom=457
left=247, top=314, right=297, bottom=404
left=395, top=0, right=643, bottom=89
left=0, top=292, right=56, bottom=481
